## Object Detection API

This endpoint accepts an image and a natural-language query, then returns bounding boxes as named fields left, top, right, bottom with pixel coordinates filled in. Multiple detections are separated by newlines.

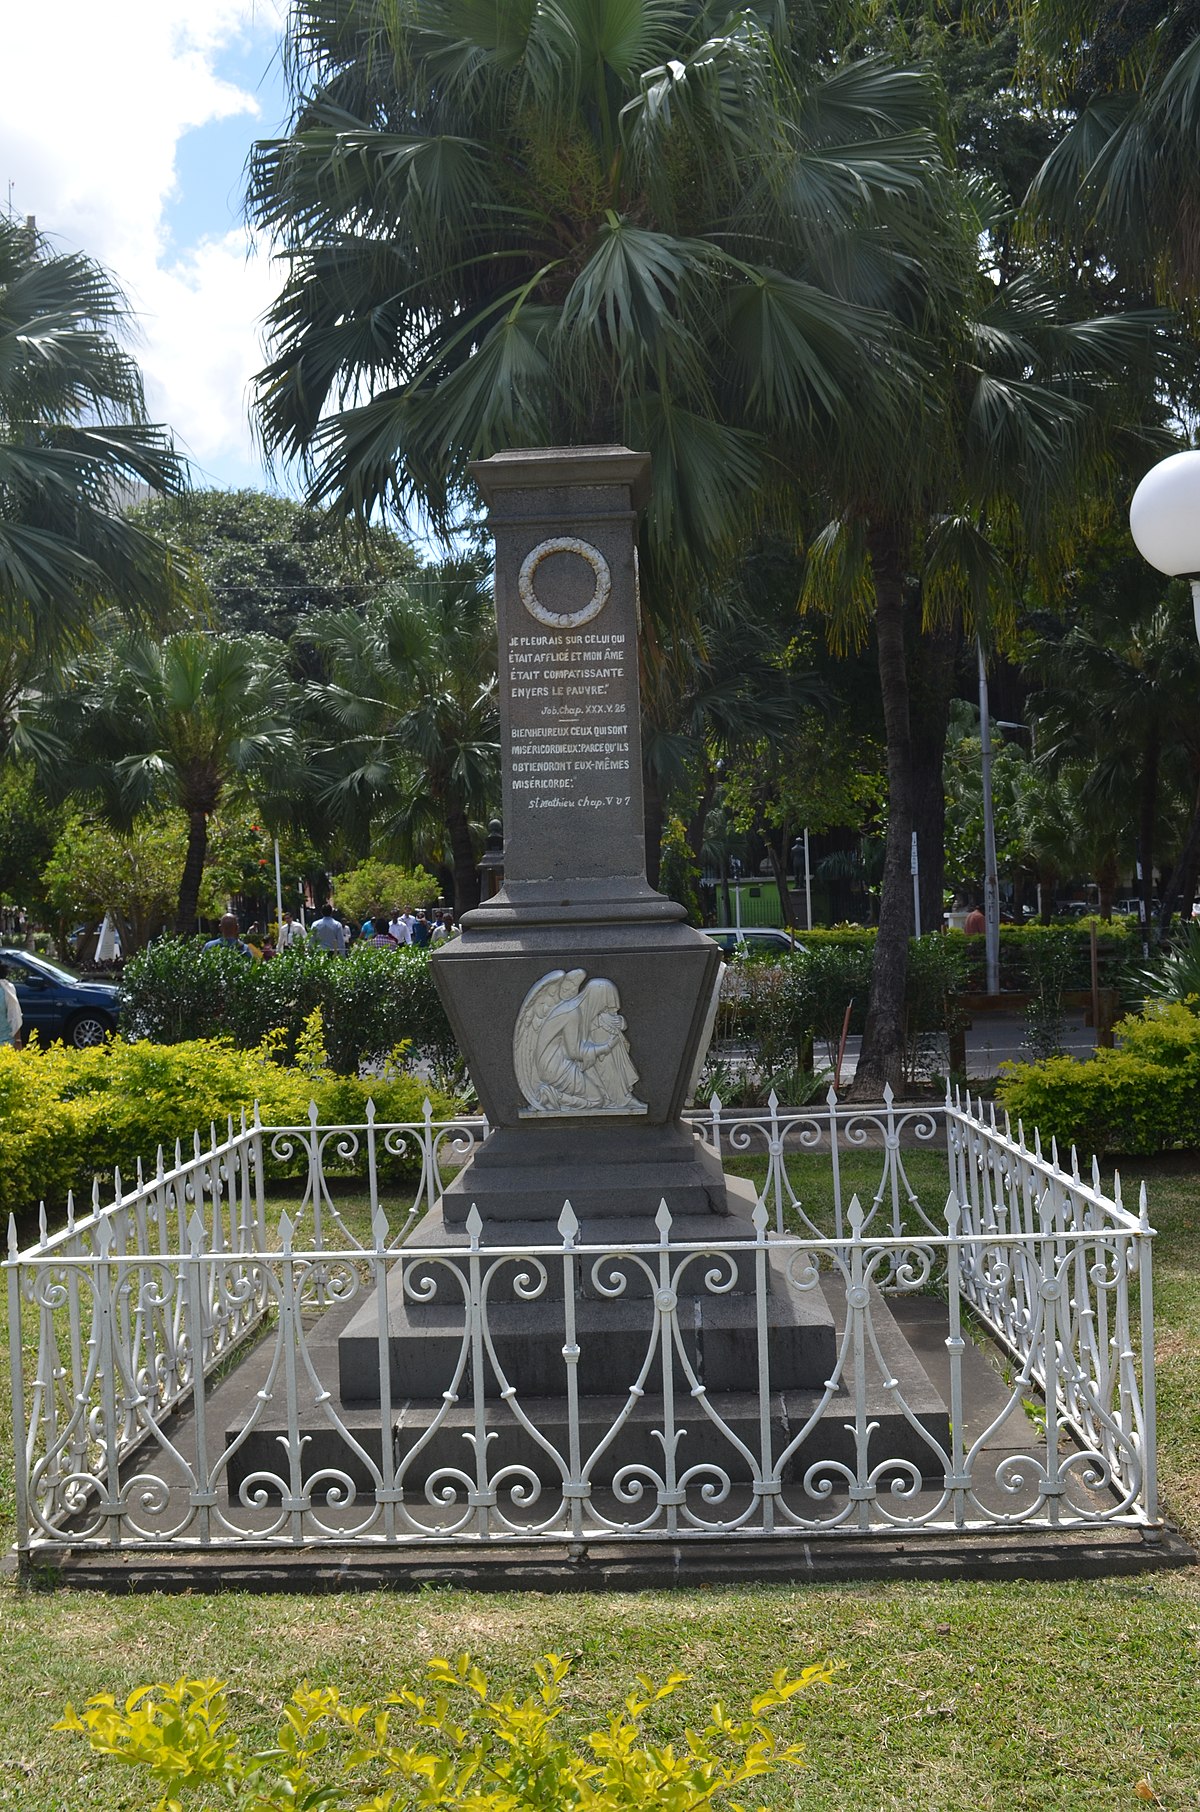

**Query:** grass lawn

left=0, top=1149, right=1198, bottom=1810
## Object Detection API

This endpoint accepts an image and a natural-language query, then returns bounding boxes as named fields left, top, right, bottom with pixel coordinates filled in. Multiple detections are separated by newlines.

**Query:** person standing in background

left=310, top=904, right=348, bottom=956
left=1, top=969, right=23, bottom=1048
left=277, top=910, right=306, bottom=951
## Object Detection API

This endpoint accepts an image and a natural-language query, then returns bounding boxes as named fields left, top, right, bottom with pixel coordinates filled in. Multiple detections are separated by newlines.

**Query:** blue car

left=0, top=948, right=120, bottom=1048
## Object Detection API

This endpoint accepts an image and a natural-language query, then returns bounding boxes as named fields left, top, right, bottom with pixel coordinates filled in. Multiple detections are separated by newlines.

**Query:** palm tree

left=248, top=0, right=947, bottom=615
left=802, top=191, right=1173, bottom=1093
left=304, top=562, right=500, bottom=912
left=32, top=632, right=303, bottom=932
left=0, top=216, right=187, bottom=747
left=1028, top=588, right=1200, bottom=942
left=1020, top=2, right=1200, bottom=310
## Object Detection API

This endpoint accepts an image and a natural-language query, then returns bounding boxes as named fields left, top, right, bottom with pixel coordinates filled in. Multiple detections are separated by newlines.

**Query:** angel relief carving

left=514, top=970, right=647, bottom=1116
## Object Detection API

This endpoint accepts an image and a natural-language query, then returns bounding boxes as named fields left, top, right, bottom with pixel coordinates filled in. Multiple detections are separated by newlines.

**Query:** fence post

left=827, top=1085, right=844, bottom=1245
left=5, top=1221, right=30, bottom=1569
left=184, top=1211, right=215, bottom=1546
left=558, top=1202, right=587, bottom=1546
left=1137, top=1182, right=1159, bottom=1529
left=251, top=1102, right=267, bottom=1249
left=943, top=1193, right=968, bottom=1530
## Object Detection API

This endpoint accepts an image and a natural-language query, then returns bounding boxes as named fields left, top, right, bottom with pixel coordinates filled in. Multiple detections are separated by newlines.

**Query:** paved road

left=832, top=1009, right=1097, bottom=1086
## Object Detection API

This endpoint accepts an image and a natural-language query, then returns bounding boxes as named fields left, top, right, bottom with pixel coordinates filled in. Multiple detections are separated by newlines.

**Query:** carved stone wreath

left=518, top=536, right=611, bottom=630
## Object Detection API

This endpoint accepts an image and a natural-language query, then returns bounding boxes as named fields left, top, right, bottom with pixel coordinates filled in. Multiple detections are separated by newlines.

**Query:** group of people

left=360, top=908, right=452, bottom=950
left=201, top=904, right=456, bottom=960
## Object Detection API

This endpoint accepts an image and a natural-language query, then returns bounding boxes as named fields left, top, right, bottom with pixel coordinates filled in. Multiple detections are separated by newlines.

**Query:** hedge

left=798, top=921, right=1139, bottom=992
left=0, top=1021, right=459, bottom=1222
left=118, top=939, right=459, bottom=1081
left=715, top=935, right=968, bottom=1086
left=996, top=1001, right=1200, bottom=1156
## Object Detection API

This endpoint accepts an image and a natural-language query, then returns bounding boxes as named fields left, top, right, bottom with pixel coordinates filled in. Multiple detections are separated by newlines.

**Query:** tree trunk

left=1159, top=773, right=1200, bottom=938
left=176, top=808, right=210, bottom=934
left=852, top=523, right=914, bottom=1100
left=446, top=804, right=480, bottom=914
left=643, top=764, right=665, bottom=890
left=686, top=771, right=717, bottom=871
left=1097, top=848, right=1119, bottom=923
left=1137, top=727, right=1160, bottom=953
left=765, top=830, right=794, bottom=928
left=907, top=613, right=960, bottom=938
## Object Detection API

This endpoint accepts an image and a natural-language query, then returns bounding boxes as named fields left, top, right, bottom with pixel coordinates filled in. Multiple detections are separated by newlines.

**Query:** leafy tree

left=1027, top=575, right=1200, bottom=940
left=1020, top=1, right=1200, bottom=314
left=0, top=759, right=63, bottom=916
left=31, top=633, right=303, bottom=934
left=304, top=562, right=499, bottom=911
left=135, top=488, right=418, bottom=647
left=329, top=856, right=440, bottom=922
left=803, top=167, right=1174, bottom=1090
left=0, top=215, right=187, bottom=748
left=248, top=0, right=946, bottom=616
left=942, top=710, right=1031, bottom=904
left=39, top=811, right=224, bottom=954
left=641, top=585, right=827, bottom=891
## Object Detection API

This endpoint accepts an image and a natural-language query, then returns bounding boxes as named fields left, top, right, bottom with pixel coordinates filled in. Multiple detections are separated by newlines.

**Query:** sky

left=2, top=2, right=295, bottom=494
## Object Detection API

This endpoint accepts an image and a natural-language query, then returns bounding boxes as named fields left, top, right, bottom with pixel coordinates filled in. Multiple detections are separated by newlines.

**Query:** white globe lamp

left=1129, top=449, right=1200, bottom=642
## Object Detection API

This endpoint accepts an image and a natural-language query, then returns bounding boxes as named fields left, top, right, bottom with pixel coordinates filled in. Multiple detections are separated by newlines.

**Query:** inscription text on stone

left=507, top=628, right=632, bottom=812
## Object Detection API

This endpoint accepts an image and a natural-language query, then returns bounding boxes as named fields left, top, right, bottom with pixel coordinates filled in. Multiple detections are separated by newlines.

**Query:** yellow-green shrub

left=997, top=1001, right=1200, bottom=1157
left=54, top=1650, right=837, bottom=1812
left=0, top=1016, right=458, bottom=1220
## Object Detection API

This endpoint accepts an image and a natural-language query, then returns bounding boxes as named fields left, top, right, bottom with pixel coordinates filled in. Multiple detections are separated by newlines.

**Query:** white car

left=704, top=927, right=803, bottom=955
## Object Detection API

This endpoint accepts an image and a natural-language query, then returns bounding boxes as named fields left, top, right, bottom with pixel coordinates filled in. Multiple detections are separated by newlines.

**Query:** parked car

left=704, top=927, right=803, bottom=956
left=0, top=948, right=120, bottom=1048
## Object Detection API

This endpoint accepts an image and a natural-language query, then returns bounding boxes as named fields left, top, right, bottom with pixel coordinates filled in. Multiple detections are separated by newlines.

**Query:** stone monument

left=431, top=445, right=735, bottom=1232
left=227, top=447, right=947, bottom=1510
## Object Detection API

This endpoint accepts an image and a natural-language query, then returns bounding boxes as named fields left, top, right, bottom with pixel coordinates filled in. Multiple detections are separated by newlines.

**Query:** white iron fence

left=4, top=1089, right=1158, bottom=1561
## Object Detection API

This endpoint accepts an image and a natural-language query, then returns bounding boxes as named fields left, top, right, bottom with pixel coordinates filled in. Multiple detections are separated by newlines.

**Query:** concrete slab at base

left=24, top=1524, right=1193, bottom=1595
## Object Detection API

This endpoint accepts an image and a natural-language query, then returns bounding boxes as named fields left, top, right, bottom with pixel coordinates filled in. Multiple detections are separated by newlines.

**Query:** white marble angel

left=514, top=970, right=647, bottom=1115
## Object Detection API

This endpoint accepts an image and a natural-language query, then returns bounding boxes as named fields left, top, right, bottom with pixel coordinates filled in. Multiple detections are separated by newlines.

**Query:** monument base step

left=337, top=1236, right=839, bottom=1402
left=224, top=1386, right=951, bottom=1507
left=438, top=1118, right=735, bottom=1221
left=223, top=1267, right=948, bottom=1508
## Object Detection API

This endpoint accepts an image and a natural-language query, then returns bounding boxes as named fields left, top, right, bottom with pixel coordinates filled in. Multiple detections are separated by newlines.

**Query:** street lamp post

left=1130, top=450, right=1200, bottom=641
left=1129, top=450, right=1200, bottom=941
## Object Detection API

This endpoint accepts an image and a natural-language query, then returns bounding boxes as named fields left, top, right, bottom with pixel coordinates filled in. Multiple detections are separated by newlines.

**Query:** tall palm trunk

left=852, top=523, right=913, bottom=1099
left=446, top=803, right=480, bottom=914
left=176, top=808, right=210, bottom=934
left=908, top=614, right=960, bottom=936
left=1137, top=727, right=1160, bottom=951
left=643, top=764, right=665, bottom=891
left=1159, top=772, right=1200, bottom=936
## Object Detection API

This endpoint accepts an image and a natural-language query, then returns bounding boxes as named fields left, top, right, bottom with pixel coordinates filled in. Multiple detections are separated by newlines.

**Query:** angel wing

left=513, top=970, right=575, bottom=1108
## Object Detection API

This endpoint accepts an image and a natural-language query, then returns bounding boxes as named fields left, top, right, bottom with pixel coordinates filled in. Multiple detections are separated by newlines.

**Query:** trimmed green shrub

left=118, top=939, right=459, bottom=1080
left=0, top=1023, right=458, bottom=1220
left=801, top=921, right=1138, bottom=991
left=997, top=1001, right=1200, bottom=1156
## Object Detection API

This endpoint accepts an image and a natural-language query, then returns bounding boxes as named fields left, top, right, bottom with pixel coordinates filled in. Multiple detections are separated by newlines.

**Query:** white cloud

left=137, top=233, right=284, bottom=485
left=1, top=1, right=288, bottom=488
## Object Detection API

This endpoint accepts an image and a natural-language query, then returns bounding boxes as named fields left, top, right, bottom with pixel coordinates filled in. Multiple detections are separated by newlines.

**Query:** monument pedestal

left=433, top=913, right=729, bottom=1221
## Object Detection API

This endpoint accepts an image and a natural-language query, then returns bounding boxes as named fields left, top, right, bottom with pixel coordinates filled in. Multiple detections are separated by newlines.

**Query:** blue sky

left=2, top=4, right=297, bottom=494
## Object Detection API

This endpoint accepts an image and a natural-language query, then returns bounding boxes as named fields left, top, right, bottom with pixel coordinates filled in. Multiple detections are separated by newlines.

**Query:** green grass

left=1, top=1149, right=1199, bottom=1810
